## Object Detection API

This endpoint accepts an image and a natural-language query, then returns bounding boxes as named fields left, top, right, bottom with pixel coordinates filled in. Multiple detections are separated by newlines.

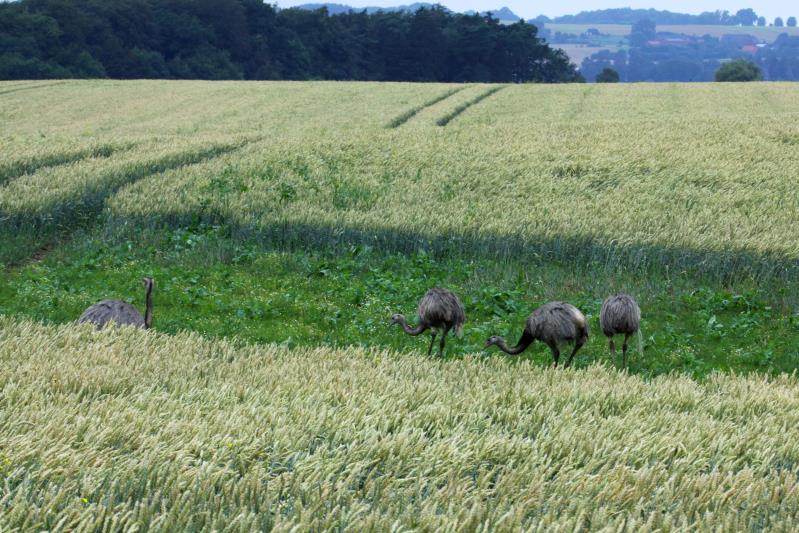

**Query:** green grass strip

left=436, top=86, right=505, bottom=127
left=386, top=86, right=467, bottom=128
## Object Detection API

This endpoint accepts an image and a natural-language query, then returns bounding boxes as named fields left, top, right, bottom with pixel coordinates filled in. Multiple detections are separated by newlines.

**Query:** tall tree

left=734, top=8, right=758, bottom=26
left=629, top=19, right=656, bottom=47
left=715, top=59, right=762, bottom=81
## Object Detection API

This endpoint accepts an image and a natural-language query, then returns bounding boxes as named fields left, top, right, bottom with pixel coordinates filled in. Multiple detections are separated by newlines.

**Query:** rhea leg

left=427, top=332, right=437, bottom=356
left=622, top=333, right=630, bottom=368
left=438, top=326, right=451, bottom=356
left=565, top=336, right=587, bottom=368
left=546, top=340, right=561, bottom=367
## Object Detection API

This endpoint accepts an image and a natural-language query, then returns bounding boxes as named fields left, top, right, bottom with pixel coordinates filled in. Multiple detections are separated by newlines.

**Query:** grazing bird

left=600, top=293, right=641, bottom=367
left=391, top=288, right=465, bottom=356
left=485, top=301, right=589, bottom=367
left=79, top=277, right=154, bottom=330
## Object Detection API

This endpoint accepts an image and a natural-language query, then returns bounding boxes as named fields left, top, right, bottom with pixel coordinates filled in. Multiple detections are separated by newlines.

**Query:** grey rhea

left=600, top=293, right=641, bottom=367
left=485, top=301, right=589, bottom=367
left=391, top=288, right=466, bottom=356
left=79, top=277, right=154, bottom=330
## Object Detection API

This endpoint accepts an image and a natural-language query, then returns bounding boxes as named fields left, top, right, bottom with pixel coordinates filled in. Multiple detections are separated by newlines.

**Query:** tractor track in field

left=435, top=85, right=506, bottom=126
left=0, top=81, right=68, bottom=96
left=386, top=86, right=469, bottom=128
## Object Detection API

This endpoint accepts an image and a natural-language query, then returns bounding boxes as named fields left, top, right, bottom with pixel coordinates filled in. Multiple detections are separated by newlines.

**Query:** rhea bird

left=485, top=301, right=589, bottom=367
left=78, top=277, right=154, bottom=330
left=391, top=288, right=465, bottom=356
left=600, top=293, right=641, bottom=367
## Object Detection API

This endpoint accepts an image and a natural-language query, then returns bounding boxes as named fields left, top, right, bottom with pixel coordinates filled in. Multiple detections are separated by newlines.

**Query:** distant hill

left=463, top=7, right=522, bottom=22
left=551, top=7, right=759, bottom=25
left=293, top=3, right=521, bottom=22
left=477, top=7, right=521, bottom=22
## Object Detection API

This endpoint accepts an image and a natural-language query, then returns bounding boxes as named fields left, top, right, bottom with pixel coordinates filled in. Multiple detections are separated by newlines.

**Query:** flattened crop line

left=0, top=81, right=68, bottom=96
left=0, top=143, right=133, bottom=187
left=0, top=139, right=256, bottom=234
left=436, top=85, right=505, bottom=127
left=562, top=85, right=595, bottom=122
left=387, top=86, right=468, bottom=128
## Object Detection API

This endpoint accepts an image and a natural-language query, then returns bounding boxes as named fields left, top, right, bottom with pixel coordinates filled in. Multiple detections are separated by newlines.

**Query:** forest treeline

left=0, top=0, right=582, bottom=82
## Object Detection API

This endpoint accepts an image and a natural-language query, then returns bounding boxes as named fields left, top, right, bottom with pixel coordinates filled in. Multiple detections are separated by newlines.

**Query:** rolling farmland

left=545, top=23, right=799, bottom=65
left=2, top=80, right=799, bottom=528
left=4, top=81, right=799, bottom=262
left=546, top=23, right=799, bottom=42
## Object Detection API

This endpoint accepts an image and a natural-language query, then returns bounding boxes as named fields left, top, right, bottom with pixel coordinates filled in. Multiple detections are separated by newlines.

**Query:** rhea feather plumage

left=600, top=293, right=641, bottom=367
left=79, top=277, right=154, bottom=330
left=391, top=288, right=465, bottom=356
left=485, top=301, right=589, bottom=368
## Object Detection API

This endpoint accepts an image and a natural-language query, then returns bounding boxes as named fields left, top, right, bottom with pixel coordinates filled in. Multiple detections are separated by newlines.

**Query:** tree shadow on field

left=111, top=211, right=799, bottom=293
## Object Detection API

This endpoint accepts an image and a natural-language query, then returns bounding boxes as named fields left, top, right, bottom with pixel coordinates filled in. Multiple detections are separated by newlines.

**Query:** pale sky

left=276, top=1, right=796, bottom=22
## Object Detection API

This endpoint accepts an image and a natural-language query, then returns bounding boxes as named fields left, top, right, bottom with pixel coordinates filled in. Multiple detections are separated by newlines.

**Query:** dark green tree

left=734, top=8, right=758, bottom=26
left=715, top=59, right=762, bottom=81
left=788, top=17, right=797, bottom=27
left=775, top=17, right=784, bottom=27
left=757, top=16, right=766, bottom=26
left=629, top=19, right=656, bottom=47
left=595, top=67, right=620, bottom=82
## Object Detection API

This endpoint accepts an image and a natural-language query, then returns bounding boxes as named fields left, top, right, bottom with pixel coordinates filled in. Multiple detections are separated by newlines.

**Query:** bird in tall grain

left=391, top=288, right=465, bottom=356
left=78, top=277, right=154, bottom=330
left=600, top=293, right=641, bottom=367
left=485, top=301, right=589, bottom=367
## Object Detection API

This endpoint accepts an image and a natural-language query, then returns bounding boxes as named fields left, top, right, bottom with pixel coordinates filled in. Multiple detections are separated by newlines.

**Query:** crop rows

left=3, top=81, right=799, bottom=529
left=1, top=318, right=799, bottom=530
left=0, top=80, right=442, bottom=140
left=2, top=81, right=799, bottom=280
left=0, top=142, right=127, bottom=186
left=0, top=136, right=252, bottom=232
left=92, top=82, right=799, bottom=282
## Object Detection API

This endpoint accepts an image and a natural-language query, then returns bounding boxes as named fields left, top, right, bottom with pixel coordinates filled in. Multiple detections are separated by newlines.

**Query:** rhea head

left=485, top=335, right=502, bottom=348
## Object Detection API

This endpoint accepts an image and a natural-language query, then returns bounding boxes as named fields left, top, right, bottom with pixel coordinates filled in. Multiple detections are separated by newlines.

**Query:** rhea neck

left=395, top=315, right=427, bottom=336
left=492, top=336, right=531, bottom=355
left=144, top=283, right=153, bottom=329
